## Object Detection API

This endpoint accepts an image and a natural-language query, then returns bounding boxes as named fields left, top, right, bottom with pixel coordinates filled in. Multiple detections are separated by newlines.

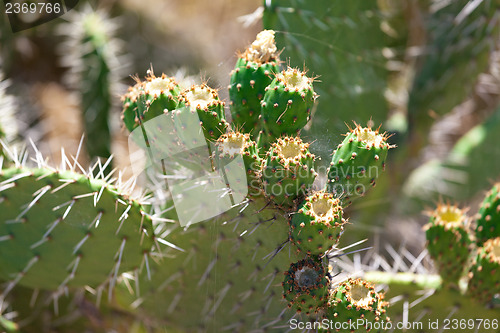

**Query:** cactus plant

left=2, top=1, right=500, bottom=332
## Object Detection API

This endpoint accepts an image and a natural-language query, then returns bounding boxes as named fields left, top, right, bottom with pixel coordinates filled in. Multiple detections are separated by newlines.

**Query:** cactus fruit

left=475, top=183, right=500, bottom=246
left=0, top=166, right=155, bottom=292
left=467, top=237, right=500, bottom=304
left=423, top=203, right=471, bottom=285
left=326, top=123, right=391, bottom=205
left=261, top=136, right=317, bottom=207
left=121, top=72, right=181, bottom=132
left=259, top=67, right=316, bottom=149
left=282, top=257, right=329, bottom=315
left=323, top=278, right=389, bottom=332
left=178, top=84, right=228, bottom=142
left=290, top=191, right=345, bottom=256
left=213, top=131, right=261, bottom=196
left=229, top=30, right=280, bottom=137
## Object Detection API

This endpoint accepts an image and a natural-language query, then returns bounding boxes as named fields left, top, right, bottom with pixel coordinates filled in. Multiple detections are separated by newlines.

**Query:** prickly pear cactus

left=0, top=166, right=155, bottom=293
left=424, top=203, right=471, bottom=285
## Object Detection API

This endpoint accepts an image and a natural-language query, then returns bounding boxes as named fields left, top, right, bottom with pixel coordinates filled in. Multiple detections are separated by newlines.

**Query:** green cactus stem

left=475, top=183, right=500, bottom=246
left=424, top=203, right=471, bottom=286
left=282, top=257, right=329, bottom=315
left=323, top=278, right=389, bottom=333
left=229, top=30, right=280, bottom=137
left=290, top=191, right=345, bottom=256
left=467, top=237, right=500, bottom=304
left=259, top=67, right=316, bottom=150
left=326, top=123, right=392, bottom=205
left=0, top=166, right=155, bottom=293
left=178, top=84, right=228, bottom=142
left=261, top=136, right=317, bottom=208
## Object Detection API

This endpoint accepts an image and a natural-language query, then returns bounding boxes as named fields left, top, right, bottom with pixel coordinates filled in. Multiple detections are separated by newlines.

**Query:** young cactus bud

left=325, top=278, right=389, bottom=330
left=424, top=203, right=471, bottom=286
left=290, top=191, right=345, bottom=256
left=326, top=123, right=391, bottom=205
left=282, top=257, right=329, bottom=315
left=121, top=71, right=181, bottom=132
left=475, top=183, right=500, bottom=246
left=179, top=84, right=228, bottom=142
left=467, top=237, right=500, bottom=304
left=259, top=67, right=316, bottom=149
left=261, top=136, right=316, bottom=207
left=229, top=30, right=280, bottom=137
left=213, top=131, right=262, bottom=197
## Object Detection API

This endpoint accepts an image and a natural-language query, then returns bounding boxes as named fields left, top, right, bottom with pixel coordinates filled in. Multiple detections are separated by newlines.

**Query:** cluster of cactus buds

left=425, top=182, right=500, bottom=304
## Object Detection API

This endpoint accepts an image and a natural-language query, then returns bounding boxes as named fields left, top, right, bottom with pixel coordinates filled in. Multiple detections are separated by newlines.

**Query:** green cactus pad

left=290, top=191, right=345, bottom=256
left=467, top=237, right=500, bottom=304
left=282, top=257, right=329, bottom=315
left=326, top=124, right=391, bottom=205
left=261, top=136, right=317, bottom=207
left=179, top=84, right=228, bottom=142
left=424, top=203, right=471, bottom=285
left=475, top=183, right=500, bottom=246
left=229, top=30, right=280, bottom=137
left=115, top=197, right=299, bottom=332
left=0, top=167, right=155, bottom=292
left=213, top=131, right=261, bottom=196
left=121, top=72, right=181, bottom=132
left=259, top=67, right=316, bottom=148
left=324, top=278, right=389, bottom=332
